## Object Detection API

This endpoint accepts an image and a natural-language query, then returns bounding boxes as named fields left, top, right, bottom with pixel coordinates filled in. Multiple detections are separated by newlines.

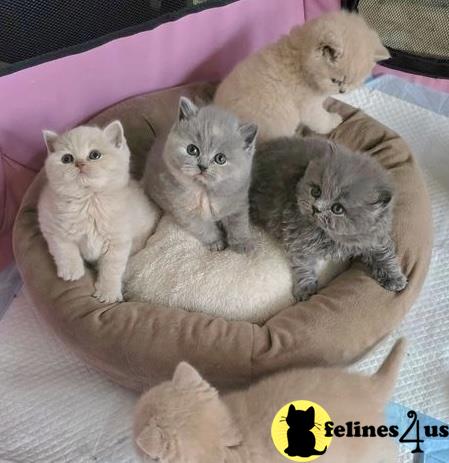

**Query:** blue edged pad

left=387, top=402, right=449, bottom=463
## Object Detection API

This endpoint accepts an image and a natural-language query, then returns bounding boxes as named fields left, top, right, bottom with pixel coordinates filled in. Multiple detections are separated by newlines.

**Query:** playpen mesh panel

left=343, top=0, right=449, bottom=79
left=0, top=0, right=210, bottom=64
left=357, top=0, right=449, bottom=59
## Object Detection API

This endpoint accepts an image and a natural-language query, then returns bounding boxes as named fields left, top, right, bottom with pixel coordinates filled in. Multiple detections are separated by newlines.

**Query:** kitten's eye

left=331, top=78, right=341, bottom=84
left=88, top=150, right=102, bottom=160
left=186, top=144, right=199, bottom=156
left=61, top=154, right=74, bottom=164
left=214, top=153, right=227, bottom=165
left=310, top=185, right=321, bottom=198
left=331, top=203, right=345, bottom=215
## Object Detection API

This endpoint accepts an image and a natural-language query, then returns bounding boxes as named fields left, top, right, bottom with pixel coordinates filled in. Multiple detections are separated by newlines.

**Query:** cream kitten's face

left=133, top=363, right=241, bottom=463
left=297, top=11, right=390, bottom=95
left=43, top=121, right=130, bottom=193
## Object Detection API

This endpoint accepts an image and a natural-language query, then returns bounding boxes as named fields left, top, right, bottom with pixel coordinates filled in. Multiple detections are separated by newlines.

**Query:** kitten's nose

left=75, top=160, right=86, bottom=169
left=198, top=164, right=207, bottom=173
left=339, top=88, right=346, bottom=94
left=312, top=206, right=321, bottom=215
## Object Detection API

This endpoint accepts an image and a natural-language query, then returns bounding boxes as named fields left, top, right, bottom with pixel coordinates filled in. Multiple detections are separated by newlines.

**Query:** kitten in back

left=142, top=96, right=258, bottom=254
left=250, top=137, right=407, bottom=301
left=214, top=10, right=390, bottom=141
left=38, top=121, right=159, bottom=303
left=133, top=339, right=406, bottom=463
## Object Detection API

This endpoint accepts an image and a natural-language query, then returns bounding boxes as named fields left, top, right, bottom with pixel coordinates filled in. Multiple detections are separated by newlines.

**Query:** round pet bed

left=13, top=83, right=432, bottom=391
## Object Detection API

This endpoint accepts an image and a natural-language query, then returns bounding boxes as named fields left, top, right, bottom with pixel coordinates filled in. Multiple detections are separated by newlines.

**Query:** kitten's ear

left=219, top=403, right=243, bottom=448
left=42, top=130, right=59, bottom=153
left=375, top=189, right=393, bottom=208
left=136, top=420, right=166, bottom=459
left=306, top=406, right=315, bottom=419
left=178, top=96, right=199, bottom=121
left=319, top=33, right=343, bottom=64
left=371, top=32, right=391, bottom=61
left=287, top=404, right=296, bottom=415
left=374, top=44, right=390, bottom=62
left=173, top=361, right=209, bottom=390
left=239, top=123, right=258, bottom=151
left=103, top=120, right=125, bottom=148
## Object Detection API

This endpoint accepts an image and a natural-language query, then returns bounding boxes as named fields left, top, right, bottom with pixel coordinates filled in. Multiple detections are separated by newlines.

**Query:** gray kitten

left=143, top=97, right=258, bottom=253
left=250, top=137, right=407, bottom=301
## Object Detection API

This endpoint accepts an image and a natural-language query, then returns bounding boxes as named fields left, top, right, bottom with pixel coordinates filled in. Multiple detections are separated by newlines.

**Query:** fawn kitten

left=143, top=97, right=258, bottom=253
left=215, top=10, right=390, bottom=141
left=38, top=121, right=159, bottom=303
left=133, top=340, right=405, bottom=463
left=250, top=137, right=407, bottom=302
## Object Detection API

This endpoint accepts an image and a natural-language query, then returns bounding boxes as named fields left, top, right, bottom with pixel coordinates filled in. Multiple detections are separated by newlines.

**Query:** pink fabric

left=0, top=154, right=37, bottom=268
left=0, top=0, right=304, bottom=269
left=303, top=0, right=449, bottom=92
left=303, top=0, right=339, bottom=19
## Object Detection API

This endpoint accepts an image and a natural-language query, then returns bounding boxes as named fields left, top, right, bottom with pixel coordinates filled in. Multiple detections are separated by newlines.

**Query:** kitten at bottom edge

left=133, top=339, right=405, bottom=463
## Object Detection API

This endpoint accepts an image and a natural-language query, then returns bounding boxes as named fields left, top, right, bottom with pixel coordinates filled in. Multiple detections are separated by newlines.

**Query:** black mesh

left=343, top=0, right=449, bottom=78
left=0, top=0, right=217, bottom=68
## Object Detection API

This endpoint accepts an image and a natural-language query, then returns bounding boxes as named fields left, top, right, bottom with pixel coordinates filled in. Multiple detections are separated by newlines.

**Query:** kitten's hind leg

left=222, top=209, right=255, bottom=255
left=360, top=242, right=408, bottom=293
left=288, top=253, right=319, bottom=302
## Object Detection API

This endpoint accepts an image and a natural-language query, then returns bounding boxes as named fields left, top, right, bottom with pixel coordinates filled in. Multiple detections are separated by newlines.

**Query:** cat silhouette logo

left=271, top=400, right=333, bottom=461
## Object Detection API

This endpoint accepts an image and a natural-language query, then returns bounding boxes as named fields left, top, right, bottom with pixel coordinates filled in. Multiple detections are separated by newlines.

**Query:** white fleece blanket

left=124, top=218, right=294, bottom=323
left=1, top=86, right=449, bottom=462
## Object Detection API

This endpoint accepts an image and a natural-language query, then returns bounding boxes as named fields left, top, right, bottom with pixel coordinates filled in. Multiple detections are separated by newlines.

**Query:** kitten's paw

left=229, top=239, right=256, bottom=255
left=379, top=273, right=408, bottom=293
left=93, top=282, right=123, bottom=303
left=57, top=261, right=85, bottom=281
left=207, top=239, right=227, bottom=252
left=326, top=112, right=343, bottom=133
left=293, top=281, right=318, bottom=302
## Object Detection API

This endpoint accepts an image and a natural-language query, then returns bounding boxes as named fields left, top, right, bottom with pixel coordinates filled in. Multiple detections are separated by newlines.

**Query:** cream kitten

left=214, top=11, right=390, bottom=141
left=38, top=121, right=159, bottom=303
left=134, top=339, right=405, bottom=463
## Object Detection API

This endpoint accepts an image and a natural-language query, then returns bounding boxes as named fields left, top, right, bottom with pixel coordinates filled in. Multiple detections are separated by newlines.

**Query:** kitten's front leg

left=222, top=209, right=255, bottom=254
left=94, top=240, right=131, bottom=303
left=288, top=251, right=318, bottom=302
left=47, top=237, right=85, bottom=281
left=301, top=103, right=342, bottom=135
left=360, top=241, right=408, bottom=293
left=178, top=215, right=226, bottom=252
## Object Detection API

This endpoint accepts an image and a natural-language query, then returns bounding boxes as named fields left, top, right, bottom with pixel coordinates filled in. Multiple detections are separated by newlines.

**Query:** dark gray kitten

left=250, top=137, right=407, bottom=301
left=143, top=97, right=258, bottom=253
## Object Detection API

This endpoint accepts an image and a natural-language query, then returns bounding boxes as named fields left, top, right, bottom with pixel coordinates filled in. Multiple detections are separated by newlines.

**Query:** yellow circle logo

left=271, top=400, right=333, bottom=461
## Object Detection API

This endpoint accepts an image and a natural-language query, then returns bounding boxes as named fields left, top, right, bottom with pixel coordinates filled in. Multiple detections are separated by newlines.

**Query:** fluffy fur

left=250, top=136, right=407, bottom=301
left=214, top=10, right=390, bottom=141
left=133, top=339, right=406, bottom=463
left=143, top=97, right=258, bottom=253
left=38, top=121, right=159, bottom=303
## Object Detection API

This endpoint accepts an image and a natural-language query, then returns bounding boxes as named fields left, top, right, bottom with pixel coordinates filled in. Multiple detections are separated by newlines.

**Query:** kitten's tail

left=372, top=338, right=407, bottom=398
left=312, top=446, right=327, bottom=455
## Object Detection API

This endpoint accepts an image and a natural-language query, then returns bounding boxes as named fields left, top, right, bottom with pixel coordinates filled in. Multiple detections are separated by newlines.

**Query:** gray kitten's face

left=296, top=143, right=393, bottom=240
left=164, top=97, right=257, bottom=190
